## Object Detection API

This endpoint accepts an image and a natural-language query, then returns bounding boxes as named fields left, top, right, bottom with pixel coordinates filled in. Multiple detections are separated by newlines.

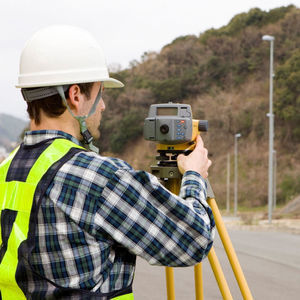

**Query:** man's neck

left=30, top=112, right=81, bottom=141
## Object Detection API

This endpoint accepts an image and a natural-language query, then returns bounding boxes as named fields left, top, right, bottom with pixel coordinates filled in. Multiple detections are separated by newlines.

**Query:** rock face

left=280, top=195, right=300, bottom=216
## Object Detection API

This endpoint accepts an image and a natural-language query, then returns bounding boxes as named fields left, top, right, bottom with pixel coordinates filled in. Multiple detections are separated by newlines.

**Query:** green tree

left=275, top=50, right=300, bottom=141
left=110, top=109, right=144, bottom=153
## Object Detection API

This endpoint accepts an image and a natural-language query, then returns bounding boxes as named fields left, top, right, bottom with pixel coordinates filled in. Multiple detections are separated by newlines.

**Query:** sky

left=0, top=0, right=299, bottom=120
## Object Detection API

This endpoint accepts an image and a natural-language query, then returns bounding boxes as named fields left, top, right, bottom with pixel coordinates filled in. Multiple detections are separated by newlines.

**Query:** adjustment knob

left=198, top=120, right=208, bottom=132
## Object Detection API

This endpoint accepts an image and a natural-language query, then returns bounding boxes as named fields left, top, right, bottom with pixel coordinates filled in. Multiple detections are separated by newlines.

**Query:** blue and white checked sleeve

left=94, top=164, right=215, bottom=267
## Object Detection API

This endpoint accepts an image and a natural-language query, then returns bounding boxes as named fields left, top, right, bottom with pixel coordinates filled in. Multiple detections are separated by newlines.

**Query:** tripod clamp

left=151, top=149, right=189, bottom=180
left=150, top=149, right=215, bottom=199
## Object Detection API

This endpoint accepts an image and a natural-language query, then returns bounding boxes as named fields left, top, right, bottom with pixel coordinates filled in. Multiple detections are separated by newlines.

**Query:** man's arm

left=94, top=136, right=215, bottom=267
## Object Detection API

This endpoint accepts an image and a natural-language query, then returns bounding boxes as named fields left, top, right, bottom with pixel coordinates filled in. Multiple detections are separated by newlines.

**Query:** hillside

left=98, top=5, right=300, bottom=208
left=0, top=113, right=27, bottom=150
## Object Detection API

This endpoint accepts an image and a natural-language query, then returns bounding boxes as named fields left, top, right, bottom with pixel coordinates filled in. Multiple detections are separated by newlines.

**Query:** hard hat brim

left=16, top=77, right=124, bottom=89
left=103, top=78, right=124, bottom=88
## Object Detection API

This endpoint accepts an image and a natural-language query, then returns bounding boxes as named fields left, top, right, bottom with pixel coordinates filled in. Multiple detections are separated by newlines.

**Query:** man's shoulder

left=54, top=151, right=135, bottom=194
left=69, top=150, right=133, bottom=176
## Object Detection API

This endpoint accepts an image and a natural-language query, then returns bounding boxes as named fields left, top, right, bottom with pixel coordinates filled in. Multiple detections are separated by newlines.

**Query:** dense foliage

left=99, top=5, right=299, bottom=155
left=95, top=5, right=300, bottom=206
left=275, top=50, right=300, bottom=142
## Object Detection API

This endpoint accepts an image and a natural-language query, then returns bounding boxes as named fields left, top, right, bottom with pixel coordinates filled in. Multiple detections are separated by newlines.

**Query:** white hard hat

left=16, top=25, right=124, bottom=88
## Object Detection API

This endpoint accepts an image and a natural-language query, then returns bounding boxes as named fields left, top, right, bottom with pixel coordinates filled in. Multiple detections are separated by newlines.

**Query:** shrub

left=110, top=109, right=145, bottom=153
left=278, top=175, right=300, bottom=203
left=149, top=78, right=183, bottom=102
left=237, top=109, right=254, bottom=137
left=275, top=50, right=300, bottom=141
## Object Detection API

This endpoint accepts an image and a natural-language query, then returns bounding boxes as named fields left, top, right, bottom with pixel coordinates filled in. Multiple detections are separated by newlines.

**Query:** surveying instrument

left=144, top=103, right=254, bottom=300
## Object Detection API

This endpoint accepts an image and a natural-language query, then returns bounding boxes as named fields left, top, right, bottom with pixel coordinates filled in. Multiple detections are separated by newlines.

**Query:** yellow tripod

left=151, top=160, right=254, bottom=300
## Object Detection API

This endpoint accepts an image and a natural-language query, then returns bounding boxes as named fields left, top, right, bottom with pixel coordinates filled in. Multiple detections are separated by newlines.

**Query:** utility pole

left=273, top=150, right=277, bottom=209
left=262, top=35, right=275, bottom=224
left=234, top=133, right=241, bottom=217
left=227, top=153, right=230, bottom=213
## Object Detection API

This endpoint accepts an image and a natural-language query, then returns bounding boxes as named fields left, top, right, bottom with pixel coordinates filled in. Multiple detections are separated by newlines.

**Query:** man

left=0, top=25, right=214, bottom=299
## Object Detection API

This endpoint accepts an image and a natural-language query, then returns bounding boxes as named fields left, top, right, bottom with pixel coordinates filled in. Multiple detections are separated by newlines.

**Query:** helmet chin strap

left=56, top=84, right=103, bottom=154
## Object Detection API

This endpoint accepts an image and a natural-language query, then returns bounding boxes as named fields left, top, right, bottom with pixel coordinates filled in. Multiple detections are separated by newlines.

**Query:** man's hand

left=177, top=135, right=212, bottom=178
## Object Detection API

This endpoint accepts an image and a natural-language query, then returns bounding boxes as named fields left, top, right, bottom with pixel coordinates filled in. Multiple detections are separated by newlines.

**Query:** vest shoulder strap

left=0, top=138, right=84, bottom=300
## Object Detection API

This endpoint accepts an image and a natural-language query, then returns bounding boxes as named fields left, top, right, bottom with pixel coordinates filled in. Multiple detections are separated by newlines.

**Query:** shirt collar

left=24, top=130, right=82, bottom=146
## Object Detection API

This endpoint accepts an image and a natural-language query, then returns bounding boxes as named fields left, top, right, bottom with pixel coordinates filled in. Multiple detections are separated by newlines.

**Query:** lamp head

left=262, top=35, right=275, bottom=41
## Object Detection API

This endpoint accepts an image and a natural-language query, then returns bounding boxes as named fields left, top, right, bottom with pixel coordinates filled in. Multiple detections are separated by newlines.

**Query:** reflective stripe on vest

left=0, top=139, right=84, bottom=299
left=112, top=293, right=134, bottom=300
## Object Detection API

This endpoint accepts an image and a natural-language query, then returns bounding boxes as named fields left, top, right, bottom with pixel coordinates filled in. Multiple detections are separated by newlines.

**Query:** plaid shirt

left=20, top=130, right=215, bottom=295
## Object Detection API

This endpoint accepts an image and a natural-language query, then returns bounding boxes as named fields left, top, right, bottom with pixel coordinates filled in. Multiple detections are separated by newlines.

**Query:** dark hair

left=26, top=82, right=94, bottom=125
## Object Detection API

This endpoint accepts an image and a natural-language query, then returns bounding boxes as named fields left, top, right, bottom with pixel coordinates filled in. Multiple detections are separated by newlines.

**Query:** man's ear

left=67, top=84, right=81, bottom=112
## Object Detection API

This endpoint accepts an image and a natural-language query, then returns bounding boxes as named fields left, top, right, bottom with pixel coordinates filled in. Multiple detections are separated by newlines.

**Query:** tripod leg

left=207, top=197, right=254, bottom=300
left=207, top=247, right=233, bottom=300
left=165, top=266, right=175, bottom=300
left=194, top=263, right=204, bottom=300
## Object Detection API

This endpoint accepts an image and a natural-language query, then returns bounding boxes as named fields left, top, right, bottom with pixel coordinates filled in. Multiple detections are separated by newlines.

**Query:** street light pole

left=234, top=133, right=241, bottom=217
left=227, top=153, right=230, bottom=213
left=273, top=150, right=277, bottom=210
left=262, top=35, right=275, bottom=224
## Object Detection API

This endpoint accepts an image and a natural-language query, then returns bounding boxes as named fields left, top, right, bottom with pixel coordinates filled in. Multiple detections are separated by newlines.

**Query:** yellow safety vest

left=0, top=138, right=134, bottom=300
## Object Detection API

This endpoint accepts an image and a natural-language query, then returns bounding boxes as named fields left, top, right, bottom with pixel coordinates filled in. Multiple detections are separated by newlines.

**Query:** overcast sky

left=0, top=0, right=298, bottom=120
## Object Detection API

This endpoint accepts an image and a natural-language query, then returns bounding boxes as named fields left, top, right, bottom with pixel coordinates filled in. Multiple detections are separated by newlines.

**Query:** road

left=133, top=227, right=300, bottom=299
